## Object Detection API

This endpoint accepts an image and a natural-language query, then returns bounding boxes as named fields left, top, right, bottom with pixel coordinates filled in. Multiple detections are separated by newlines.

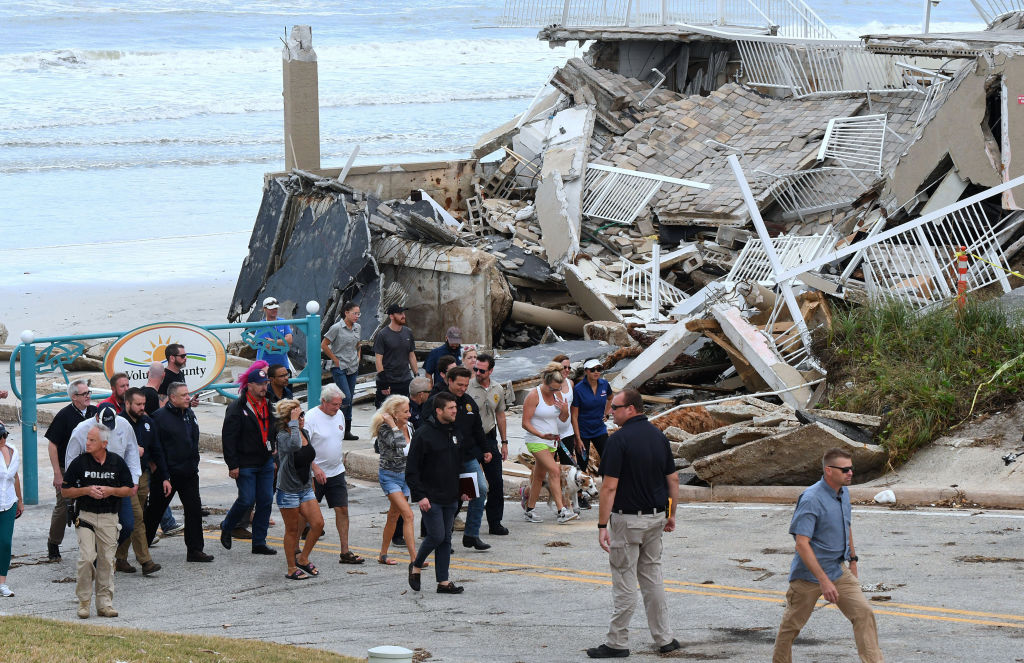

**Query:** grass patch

left=817, top=297, right=1024, bottom=464
left=0, top=616, right=365, bottom=663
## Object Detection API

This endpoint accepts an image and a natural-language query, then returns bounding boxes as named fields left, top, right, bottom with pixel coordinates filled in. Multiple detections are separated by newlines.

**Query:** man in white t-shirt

left=306, top=384, right=364, bottom=564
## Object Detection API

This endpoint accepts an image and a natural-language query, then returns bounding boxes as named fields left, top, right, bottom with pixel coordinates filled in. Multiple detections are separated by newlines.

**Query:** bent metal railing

left=497, top=0, right=835, bottom=38
left=7, top=308, right=323, bottom=504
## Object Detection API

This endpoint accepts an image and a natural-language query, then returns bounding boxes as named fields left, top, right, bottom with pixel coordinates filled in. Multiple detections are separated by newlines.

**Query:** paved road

left=2, top=463, right=1023, bottom=662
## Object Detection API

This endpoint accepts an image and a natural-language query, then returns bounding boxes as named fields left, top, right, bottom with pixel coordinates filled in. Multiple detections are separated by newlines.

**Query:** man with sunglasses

left=772, top=448, right=882, bottom=663
left=466, top=353, right=509, bottom=536
left=159, top=345, right=201, bottom=408
left=266, top=364, right=293, bottom=406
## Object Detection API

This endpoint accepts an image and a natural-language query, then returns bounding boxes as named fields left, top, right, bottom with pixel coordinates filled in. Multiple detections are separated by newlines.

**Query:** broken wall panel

left=230, top=178, right=292, bottom=322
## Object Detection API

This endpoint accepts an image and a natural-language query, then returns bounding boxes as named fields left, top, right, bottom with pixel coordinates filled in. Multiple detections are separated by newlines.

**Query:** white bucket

left=367, top=645, right=414, bottom=663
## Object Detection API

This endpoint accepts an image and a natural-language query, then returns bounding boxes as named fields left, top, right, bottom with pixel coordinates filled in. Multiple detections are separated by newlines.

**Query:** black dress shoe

left=659, top=639, right=681, bottom=654
left=251, top=544, right=278, bottom=555
left=436, top=582, right=464, bottom=594
left=586, top=644, right=629, bottom=658
left=462, top=536, right=491, bottom=551
left=220, top=528, right=232, bottom=550
left=186, top=551, right=214, bottom=562
left=408, top=562, right=421, bottom=592
left=488, top=524, right=509, bottom=535
left=344, top=431, right=359, bottom=441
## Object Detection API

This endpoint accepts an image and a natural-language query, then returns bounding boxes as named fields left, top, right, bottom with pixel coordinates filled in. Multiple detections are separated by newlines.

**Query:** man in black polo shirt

left=62, top=424, right=134, bottom=619
left=44, top=378, right=97, bottom=562
left=588, top=388, right=680, bottom=659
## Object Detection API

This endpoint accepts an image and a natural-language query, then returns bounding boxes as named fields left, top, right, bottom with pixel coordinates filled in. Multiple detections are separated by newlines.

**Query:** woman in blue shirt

left=571, top=359, right=613, bottom=466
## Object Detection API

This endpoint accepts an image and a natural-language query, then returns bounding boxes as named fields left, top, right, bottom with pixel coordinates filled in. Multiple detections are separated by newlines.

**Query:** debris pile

left=231, top=11, right=1024, bottom=483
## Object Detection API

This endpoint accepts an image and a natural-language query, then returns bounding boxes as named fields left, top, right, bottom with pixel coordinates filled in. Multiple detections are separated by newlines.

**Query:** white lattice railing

left=619, top=257, right=689, bottom=308
left=582, top=164, right=709, bottom=225
left=496, top=0, right=834, bottom=38
left=819, top=114, right=887, bottom=173
left=760, top=167, right=865, bottom=220
left=736, top=37, right=905, bottom=97
left=971, top=0, right=1024, bottom=23
left=726, top=232, right=838, bottom=284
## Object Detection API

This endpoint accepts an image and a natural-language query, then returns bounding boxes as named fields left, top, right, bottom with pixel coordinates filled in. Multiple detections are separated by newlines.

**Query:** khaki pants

left=116, top=471, right=152, bottom=565
left=48, top=487, right=68, bottom=547
left=773, top=567, right=884, bottom=663
left=606, top=512, right=673, bottom=650
left=76, top=511, right=119, bottom=610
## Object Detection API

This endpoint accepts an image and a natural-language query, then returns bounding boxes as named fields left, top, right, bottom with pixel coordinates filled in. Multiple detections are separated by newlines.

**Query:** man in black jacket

left=114, top=388, right=169, bottom=575
left=142, top=382, right=212, bottom=562
left=426, top=366, right=492, bottom=551
left=219, top=366, right=277, bottom=555
left=406, top=392, right=467, bottom=595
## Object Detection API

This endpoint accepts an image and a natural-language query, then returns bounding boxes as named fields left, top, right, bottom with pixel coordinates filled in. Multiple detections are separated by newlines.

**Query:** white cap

left=583, top=358, right=603, bottom=370
left=262, top=296, right=279, bottom=309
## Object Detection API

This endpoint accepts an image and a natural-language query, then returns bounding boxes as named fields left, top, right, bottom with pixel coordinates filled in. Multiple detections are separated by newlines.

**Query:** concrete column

left=282, top=25, right=320, bottom=172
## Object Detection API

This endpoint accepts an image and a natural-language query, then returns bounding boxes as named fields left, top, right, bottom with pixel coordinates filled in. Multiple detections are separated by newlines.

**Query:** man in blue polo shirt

left=772, top=447, right=883, bottom=663
left=256, top=296, right=292, bottom=368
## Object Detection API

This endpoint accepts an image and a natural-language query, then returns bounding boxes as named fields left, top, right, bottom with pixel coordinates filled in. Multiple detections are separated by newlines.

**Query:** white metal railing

left=582, top=164, right=709, bottom=225
left=619, top=256, right=688, bottom=308
left=760, top=167, right=865, bottom=220
left=726, top=232, right=838, bottom=284
left=971, top=0, right=1024, bottom=24
left=819, top=114, right=887, bottom=173
left=496, top=0, right=834, bottom=37
left=897, top=62, right=953, bottom=128
left=736, top=37, right=905, bottom=97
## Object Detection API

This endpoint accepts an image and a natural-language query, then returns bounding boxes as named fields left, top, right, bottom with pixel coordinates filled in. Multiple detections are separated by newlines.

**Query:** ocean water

left=0, top=0, right=989, bottom=291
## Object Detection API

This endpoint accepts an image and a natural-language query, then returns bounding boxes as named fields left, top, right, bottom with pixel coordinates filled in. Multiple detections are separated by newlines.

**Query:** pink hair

left=238, top=360, right=269, bottom=393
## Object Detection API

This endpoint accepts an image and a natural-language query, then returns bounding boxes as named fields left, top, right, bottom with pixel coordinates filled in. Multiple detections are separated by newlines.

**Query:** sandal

left=285, top=568, right=309, bottom=580
left=338, top=551, right=365, bottom=565
left=296, top=560, right=319, bottom=576
left=377, top=555, right=398, bottom=565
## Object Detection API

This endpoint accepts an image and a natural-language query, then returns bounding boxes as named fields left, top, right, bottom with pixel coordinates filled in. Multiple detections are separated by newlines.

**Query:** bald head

left=146, top=362, right=165, bottom=387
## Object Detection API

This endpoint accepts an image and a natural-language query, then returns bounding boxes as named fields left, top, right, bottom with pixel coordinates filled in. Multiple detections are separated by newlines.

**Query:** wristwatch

left=501, top=440, right=508, bottom=444
left=597, top=523, right=607, bottom=529
left=848, top=555, right=859, bottom=562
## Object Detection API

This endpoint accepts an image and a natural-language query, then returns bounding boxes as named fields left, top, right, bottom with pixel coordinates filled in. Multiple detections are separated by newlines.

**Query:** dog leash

left=557, top=439, right=583, bottom=471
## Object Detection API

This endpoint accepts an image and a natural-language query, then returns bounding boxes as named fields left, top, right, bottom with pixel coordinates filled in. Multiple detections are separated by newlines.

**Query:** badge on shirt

left=492, top=394, right=500, bottom=405
left=465, top=403, right=474, bottom=414
left=451, top=435, right=458, bottom=446
left=144, top=423, right=151, bottom=431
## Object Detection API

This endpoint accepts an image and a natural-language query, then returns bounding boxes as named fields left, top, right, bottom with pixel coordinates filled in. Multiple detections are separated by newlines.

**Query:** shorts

left=314, top=472, right=349, bottom=508
left=276, top=486, right=316, bottom=509
left=526, top=441, right=556, bottom=455
left=378, top=468, right=410, bottom=498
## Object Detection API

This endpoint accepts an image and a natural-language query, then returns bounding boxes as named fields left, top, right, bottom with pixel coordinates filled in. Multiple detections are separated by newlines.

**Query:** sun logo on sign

left=143, top=335, right=176, bottom=364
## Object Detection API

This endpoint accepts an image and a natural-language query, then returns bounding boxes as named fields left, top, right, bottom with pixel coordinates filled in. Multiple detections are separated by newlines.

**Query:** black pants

left=483, top=431, right=504, bottom=528
left=375, top=377, right=411, bottom=408
left=144, top=471, right=205, bottom=554
left=414, top=501, right=457, bottom=584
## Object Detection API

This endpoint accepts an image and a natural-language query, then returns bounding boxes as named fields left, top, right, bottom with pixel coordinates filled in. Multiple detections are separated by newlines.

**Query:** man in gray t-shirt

left=372, top=304, right=417, bottom=407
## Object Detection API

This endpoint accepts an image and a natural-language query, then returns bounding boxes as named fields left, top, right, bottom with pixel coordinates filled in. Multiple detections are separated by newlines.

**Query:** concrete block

left=609, top=316, right=700, bottom=390
left=723, top=425, right=793, bottom=446
left=583, top=321, right=636, bottom=347
left=536, top=171, right=580, bottom=267
left=662, top=426, right=694, bottom=442
left=564, top=264, right=623, bottom=323
left=672, top=427, right=729, bottom=462
left=692, top=422, right=888, bottom=486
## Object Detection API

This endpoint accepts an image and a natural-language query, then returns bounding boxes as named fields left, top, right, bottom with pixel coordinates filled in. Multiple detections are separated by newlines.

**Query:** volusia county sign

left=103, top=322, right=227, bottom=391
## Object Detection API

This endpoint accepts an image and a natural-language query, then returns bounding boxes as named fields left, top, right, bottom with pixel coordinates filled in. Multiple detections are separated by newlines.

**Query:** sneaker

left=0, top=584, right=13, bottom=597
left=523, top=509, right=543, bottom=523
left=557, top=507, right=579, bottom=524
left=519, top=485, right=529, bottom=511
left=162, top=524, right=185, bottom=536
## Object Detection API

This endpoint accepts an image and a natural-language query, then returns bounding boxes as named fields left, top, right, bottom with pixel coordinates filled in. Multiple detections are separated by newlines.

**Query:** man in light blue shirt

left=256, top=296, right=292, bottom=368
left=773, top=447, right=883, bottom=663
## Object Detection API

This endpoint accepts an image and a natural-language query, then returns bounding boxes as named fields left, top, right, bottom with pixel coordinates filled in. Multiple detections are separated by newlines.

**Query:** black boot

left=344, top=417, right=359, bottom=441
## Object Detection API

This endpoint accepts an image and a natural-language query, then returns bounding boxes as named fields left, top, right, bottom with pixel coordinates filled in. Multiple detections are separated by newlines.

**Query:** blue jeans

left=331, top=368, right=358, bottom=421
left=220, top=457, right=275, bottom=546
left=160, top=506, right=178, bottom=531
left=461, top=459, right=488, bottom=538
left=118, top=495, right=134, bottom=545
left=414, top=501, right=457, bottom=584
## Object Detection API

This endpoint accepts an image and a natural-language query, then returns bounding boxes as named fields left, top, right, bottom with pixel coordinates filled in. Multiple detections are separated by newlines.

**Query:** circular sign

left=103, top=322, right=227, bottom=392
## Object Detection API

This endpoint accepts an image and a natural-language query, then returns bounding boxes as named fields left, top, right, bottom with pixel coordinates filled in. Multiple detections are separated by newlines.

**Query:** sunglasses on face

left=474, top=367, right=488, bottom=374
left=586, top=367, right=602, bottom=372
left=610, top=403, right=629, bottom=410
left=828, top=465, right=854, bottom=473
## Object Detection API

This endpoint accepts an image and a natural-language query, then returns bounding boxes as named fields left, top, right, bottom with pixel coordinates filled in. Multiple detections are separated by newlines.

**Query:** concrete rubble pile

left=231, top=14, right=1024, bottom=483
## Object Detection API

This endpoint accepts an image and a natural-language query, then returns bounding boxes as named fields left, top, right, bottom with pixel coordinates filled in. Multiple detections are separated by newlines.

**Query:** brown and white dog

left=544, top=465, right=600, bottom=515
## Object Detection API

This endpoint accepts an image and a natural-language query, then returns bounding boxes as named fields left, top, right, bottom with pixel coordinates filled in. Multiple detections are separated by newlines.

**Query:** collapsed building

left=230, top=3, right=1024, bottom=483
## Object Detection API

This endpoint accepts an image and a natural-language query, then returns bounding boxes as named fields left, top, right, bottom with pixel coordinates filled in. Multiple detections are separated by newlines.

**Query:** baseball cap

left=97, top=403, right=118, bottom=429
left=250, top=369, right=269, bottom=384
left=583, top=358, right=603, bottom=370
left=385, top=304, right=409, bottom=315
left=0, top=422, right=7, bottom=437
left=262, top=296, right=279, bottom=310
left=446, top=326, right=462, bottom=343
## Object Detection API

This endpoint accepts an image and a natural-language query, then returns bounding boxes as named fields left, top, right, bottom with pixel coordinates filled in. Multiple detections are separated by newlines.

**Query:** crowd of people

left=0, top=297, right=882, bottom=663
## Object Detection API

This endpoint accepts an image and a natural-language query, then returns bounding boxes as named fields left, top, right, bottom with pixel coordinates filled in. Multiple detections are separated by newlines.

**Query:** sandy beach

left=0, top=276, right=240, bottom=342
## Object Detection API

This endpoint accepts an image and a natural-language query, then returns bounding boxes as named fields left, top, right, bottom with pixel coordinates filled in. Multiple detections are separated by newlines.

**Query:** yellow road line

left=206, top=534, right=1024, bottom=628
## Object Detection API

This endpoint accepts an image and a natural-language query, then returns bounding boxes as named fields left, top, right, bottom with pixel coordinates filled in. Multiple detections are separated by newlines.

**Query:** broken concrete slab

left=536, top=171, right=580, bottom=267
left=662, top=426, right=694, bottom=442
left=722, top=425, right=790, bottom=446
left=692, top=422, right=888, bottom=485
left=796, top=409, right=875, bottom=444
left=704, top=400, right=776, bottom=425
left=583, top=321, right=636, bottom=347
left=711, top=304, right=813, bottom=409
left=472, top=90, right=562, bottom=159
left=564, top=264, right=624, bottom=323
left=804, top=408, right=882, bottom=430
left=672, top=427, right=730, bottom=462
left=609, top=315, right=701, bottom=390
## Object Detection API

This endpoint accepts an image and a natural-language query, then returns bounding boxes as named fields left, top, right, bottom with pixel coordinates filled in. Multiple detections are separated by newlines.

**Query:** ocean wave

left=0, top=129, right=461, bottom=149
left=829, top=19, right=987, bottom=39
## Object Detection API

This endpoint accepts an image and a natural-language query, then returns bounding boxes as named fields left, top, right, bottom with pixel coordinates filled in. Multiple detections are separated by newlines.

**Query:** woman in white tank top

left=520, top=363, right=579, bottom=525
left=552, top=354, right=581, bottom=465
